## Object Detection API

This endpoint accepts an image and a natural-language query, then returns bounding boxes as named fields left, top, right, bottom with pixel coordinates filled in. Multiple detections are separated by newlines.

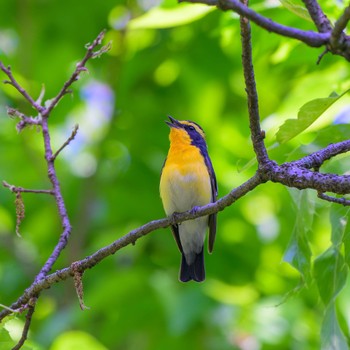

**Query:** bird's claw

left=190, top=206, right=200, bottom=215
left=170, top=212, right=180, bottom=225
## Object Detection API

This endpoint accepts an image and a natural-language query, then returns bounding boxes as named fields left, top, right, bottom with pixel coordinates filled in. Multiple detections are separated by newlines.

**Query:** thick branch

left=180, top=0, right=330, bottom=47
left=265, top=163, right=350, bottom=195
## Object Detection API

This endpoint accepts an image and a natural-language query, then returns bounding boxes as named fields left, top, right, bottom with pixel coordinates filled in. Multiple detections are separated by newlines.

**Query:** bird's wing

left=170, top=224, right=183, bottom=253
left=204, top=154, right=217, bottom=253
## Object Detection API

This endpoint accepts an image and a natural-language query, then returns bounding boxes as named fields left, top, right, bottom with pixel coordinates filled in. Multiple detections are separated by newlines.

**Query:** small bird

left=160, top=116, right=217, bottom=282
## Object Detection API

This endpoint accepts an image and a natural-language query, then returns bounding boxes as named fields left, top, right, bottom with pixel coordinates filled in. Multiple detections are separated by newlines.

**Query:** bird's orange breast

left=160, top=142, right=211, bottom=216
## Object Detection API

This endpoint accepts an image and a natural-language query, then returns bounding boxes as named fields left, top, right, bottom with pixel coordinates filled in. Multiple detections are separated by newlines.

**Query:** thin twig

left=239, top=0, right=269, bottom=165
left=318, top=192, right=350, bottom=206
left=316, top=47, right=329, bottom=65
left=51, top=124, right=79, bottom=161
left=44, top=31, right=110, bottom=116
left=0, top=63, right=45, bottom=114
left=0, top=303, right=18, bottom=313
left=2, top=181, right=54, bottom=195
left=290, top=139, right=350, bottom=169
left=7, top=107, right=42, bottom=132
left=11, top=299, right=37, bottom=350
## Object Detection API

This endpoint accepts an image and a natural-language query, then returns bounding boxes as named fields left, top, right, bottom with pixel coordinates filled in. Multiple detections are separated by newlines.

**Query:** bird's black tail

left=179, top=249, right=205, bottom=282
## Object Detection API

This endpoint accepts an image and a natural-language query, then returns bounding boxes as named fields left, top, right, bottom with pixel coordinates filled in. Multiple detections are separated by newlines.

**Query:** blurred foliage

left=1, top=0, right=350, bottom=349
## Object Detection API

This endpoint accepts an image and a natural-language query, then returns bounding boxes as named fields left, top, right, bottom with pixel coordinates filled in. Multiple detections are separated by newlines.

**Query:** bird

left=160, top=116, right=217, bottom=282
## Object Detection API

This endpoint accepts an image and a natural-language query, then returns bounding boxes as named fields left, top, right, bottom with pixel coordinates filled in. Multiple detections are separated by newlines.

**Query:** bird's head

left=166, top=116, right=206, bottom=148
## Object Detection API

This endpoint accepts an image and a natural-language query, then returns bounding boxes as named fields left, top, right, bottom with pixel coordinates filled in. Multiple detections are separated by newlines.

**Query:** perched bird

left=160, top=116, right=217, bottom=282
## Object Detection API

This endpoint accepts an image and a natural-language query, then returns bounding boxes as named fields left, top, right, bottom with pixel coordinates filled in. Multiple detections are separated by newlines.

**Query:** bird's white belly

left=161, top=169, right=211, bottom=262
left=165, top=170, right=210, bottom=214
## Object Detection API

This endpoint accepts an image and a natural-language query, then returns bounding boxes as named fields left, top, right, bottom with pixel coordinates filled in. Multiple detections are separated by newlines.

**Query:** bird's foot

left=190, top=206, right=200, bottom=215
left=170, top=212, right=181, bottom=225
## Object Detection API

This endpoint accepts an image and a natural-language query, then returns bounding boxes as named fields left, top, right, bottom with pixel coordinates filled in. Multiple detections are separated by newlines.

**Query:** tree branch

left=11, top=299, right=36, bottom=350
left=239, top=0, right=269, bottom=165
left=6, top=107, right=42, bottom=132
left=290, top=139, right=350, bottom=169
left=301, top=0, right=333, bottom=33
left=51, top=124, right=79, bottom=161
left=317, top=192, right=350, bottom=206
left=44, top=31, right=111, bottom=116
left=331, top=4, right=350, bottom=49
left=0, top=173, right=264, bottom=320
left=181, top=0, right=350, bottom=60
left=3, top=147, right=350, bottom=320
left=0, top=31, right=111, bottom=349
left=180, top=0, right=330, bottom=47
left=2, top=181, right=54, bottom=195
left=0, top=64, right=45, bottom=114
left=266, top=163, right=350, bottom=195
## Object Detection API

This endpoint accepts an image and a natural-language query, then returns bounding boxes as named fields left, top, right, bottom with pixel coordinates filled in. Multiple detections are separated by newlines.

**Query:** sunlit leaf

left=50, top=330, right=108, bottom=350
left=283, top=228, right=312, bottom=282
left=128, top=4, right=215, bottom=29
left=276, top=90, right=350, bottom=144
left=336, top=205, right=350, bottom=267
left=279, top=0, right=312, bottom=22
left=283, top=189, right=314, bottom=283
left=321, top=303, right=348, bottom=350
left=330, top=204, right=350, bottom=247
left=314, top=247, right=348, bottom=305
left=311, top=124, right=350, bottom=147
left=0, top=325, right=15, bottom=348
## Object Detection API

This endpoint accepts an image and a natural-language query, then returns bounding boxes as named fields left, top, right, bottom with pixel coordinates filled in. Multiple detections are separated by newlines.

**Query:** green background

left=1, top=0, right=350, bottom=349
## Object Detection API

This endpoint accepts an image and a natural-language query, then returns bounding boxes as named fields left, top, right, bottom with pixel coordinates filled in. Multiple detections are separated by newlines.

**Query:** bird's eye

left=187, top=125, right=195, bottom=131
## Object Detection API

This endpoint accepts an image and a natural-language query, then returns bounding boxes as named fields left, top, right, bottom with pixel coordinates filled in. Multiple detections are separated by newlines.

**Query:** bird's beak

left=165, top=116, right=181, bottom=129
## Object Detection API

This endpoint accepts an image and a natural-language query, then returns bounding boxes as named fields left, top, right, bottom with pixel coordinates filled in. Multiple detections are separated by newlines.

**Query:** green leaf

left=312, top=124, right=350, bottom=147
left=342, top=214, right=350, bottom=267
left=283, top=189, right=314, bottom=283
left=321, top=303, right=348, bottom=350
left=276, top=90, right=349, bottom=144
left=0, top=325, right=16, bottom=348
left=284, top=227, right=312, bottom=282
left=128, top=4, right=215, bottom=29
left=279, top=0, right=312, bottom=22
left=330, top=204, right=350, bottom=247
left=314, top=247, right=348, bottom=306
